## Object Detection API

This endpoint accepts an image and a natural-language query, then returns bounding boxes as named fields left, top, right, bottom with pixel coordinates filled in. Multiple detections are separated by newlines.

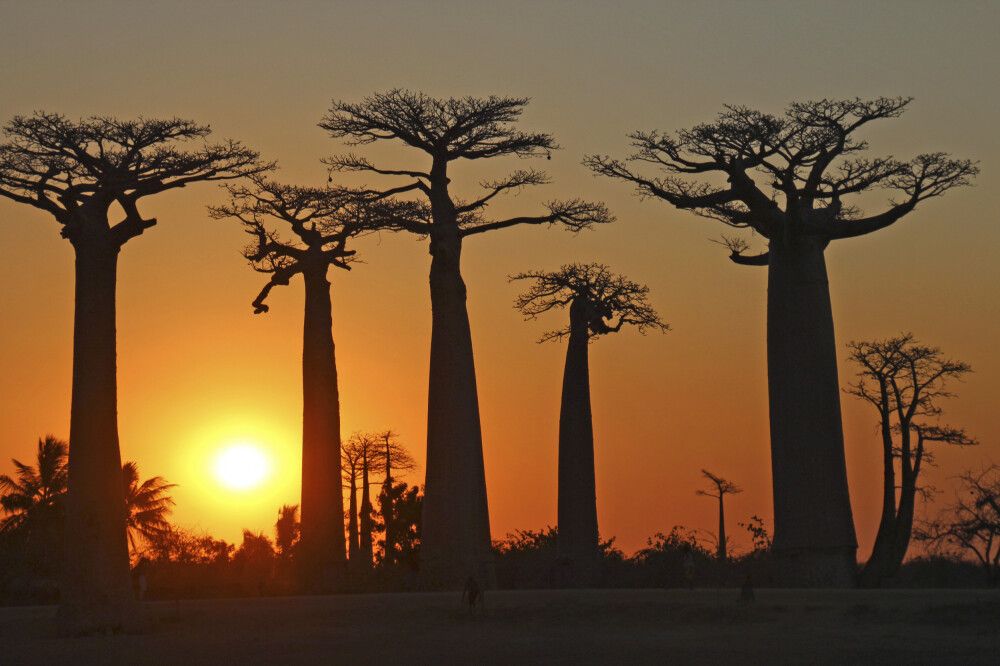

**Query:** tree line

left=0, top=92, right=984, bottom=634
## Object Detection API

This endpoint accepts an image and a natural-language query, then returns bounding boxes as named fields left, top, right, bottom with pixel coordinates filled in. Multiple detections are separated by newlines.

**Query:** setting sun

left=213, top=444, right=271, bottom=491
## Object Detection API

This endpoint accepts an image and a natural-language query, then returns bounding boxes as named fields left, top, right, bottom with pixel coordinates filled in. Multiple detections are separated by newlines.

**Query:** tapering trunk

left=766, top=236, right=857, bottom=586
left=360, top=456, right=373, bottom=569
left=382, top=446, right=394, bottom=565
left=860, top=428, right=898, bottom=587
left=298, top=268, right=346, bottom=591
left=419, top=212, right=493, bottom=588
left=347, top=475, right=359, bottom=564
left=556, top=301, right=599, bottom=586
left=58, top=235, right=136, bottom=634
left=717, top=497, right=727, bottom=561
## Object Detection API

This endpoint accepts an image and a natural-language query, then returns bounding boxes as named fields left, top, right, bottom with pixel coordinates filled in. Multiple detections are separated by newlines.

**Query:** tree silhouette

left=341, top=431, right=381, bottom=570
left=587, top=97, right=978, bottom=585
left=847, top=334, right=976, bottom=586
left=916, top=465, right=1000, bottom=586
left=374, top=430, right=417, bottom=566
left=695, top=469, right=743, bottom=560
left=0, top=113, right=266, bottom=631
left=321, top=90, right=613, bottom=588
left=0, top=436, right=68, bottom=535
left=210, top=175, right=410, bottom=590
left=274, top=504, right=300, bottom=560
left=511, top=263, right=667, bottom=585
left=341, top=436, right=364, bottom=566
left=122, top=461, right=175, bottom=560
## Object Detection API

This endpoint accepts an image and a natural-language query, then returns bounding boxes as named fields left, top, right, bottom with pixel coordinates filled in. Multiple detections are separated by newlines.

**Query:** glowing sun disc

left=214, top=444, right=270, bottom=490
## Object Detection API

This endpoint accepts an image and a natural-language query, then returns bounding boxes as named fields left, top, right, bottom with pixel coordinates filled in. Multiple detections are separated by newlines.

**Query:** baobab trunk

left=347, top=476, right=359, bottom=564
left=382, top=444, right=394, bottom=565
left=556, top=300, right=600, bottom=586
left=298, top=267, right=346, bottom=591
left=58, top=233, right=137, bottom=634
left=766, top=235, right=857, bottom=586
left=419, top=224, right=494, bottom=588
left=717, top=496, right=727, bottom=561
left=860, top=434, right=898, bottom=587
left=360, top=456, right=373, bottom=570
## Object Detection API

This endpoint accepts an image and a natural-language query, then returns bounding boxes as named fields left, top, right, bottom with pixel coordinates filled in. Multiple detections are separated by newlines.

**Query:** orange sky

left=1, top=1, right=998, bottom=556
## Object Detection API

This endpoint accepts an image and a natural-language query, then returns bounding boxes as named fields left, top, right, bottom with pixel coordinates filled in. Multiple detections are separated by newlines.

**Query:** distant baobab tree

left=375, top=430, right=417, bottom=566
left=511, top=263, right=667, bottom=586
left=209, top=175, right=411, bottom=590
left=695, top=470, right=743, bottom=561
left=587, top=97, right=978, bottom=586
left=847, top=334, right=976, bottom=587
left=0, top=113, right=266, bottom=632
left=321, top=90, right=613, bottom=587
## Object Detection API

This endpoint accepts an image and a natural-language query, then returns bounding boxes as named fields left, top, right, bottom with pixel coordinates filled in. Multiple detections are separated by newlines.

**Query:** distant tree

left=738, top=515, right=773, bottom=555
left=122, top=461, right=175, bottom=560
left=234, top=530, right=276, bottom=596
left=0, top=113, right=267, bottom=631
left=374, top=430, right=416, bottom=566
left=695, top=470, right=743, bottom=560
left=322, top=90, right=613, bottom=588
left=376, top=482, right=423, bottom=572
left=587, top=97, right=977, bottom=586
left=0, top=436, right=68, bottom=535
left=511, top=263, right=667, bottom=586
left=210, top=176, right=413, bottom=591
left=847, top=334, right=976, bottom=586
left=146, top=527, right=233, bottom=565
left=916, top=465, right=1000, bottom=586
left=341, top=436, right=364, bottom=564
left=274, top=504, right=300, bottom=560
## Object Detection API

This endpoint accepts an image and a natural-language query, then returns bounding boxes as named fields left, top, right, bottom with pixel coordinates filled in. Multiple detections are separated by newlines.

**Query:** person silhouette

left=463, top=575, right=482, bottom=615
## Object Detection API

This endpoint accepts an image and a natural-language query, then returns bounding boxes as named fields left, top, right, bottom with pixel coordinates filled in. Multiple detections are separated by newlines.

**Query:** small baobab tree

left=587, top=97, right=978, bottom=585
left=321, top=90, right=613, bottom=587
left=209, top=175, right=411, bottom=590
left=916, top=465, right=1000, bottom=586
left=511, top=263, right=667, bottom=585
left=0, top=113, right=266, bottom=632
left=695, top=469, right=743, bottom=560
left=374, top=430, right=417, bottom=566
left=847, top=334, right=976, bottom=586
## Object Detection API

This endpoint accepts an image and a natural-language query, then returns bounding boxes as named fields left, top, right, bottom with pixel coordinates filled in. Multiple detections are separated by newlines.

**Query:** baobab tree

left=511, top=263, right=667, bottom=585
left=321, top=90, right=613, bottom=587
left=847, top=334, right=976, bottom=586
left=587, top=97, right=978, bottom=585
left=209, top=175, right=410, bottom=590
left=374, top=430, right=417, bottom=566
left=695, top=470, right=743, bottom=560
left=0, top=113, right=265, bottom=632
left=341, top=434, right=365, bottom=566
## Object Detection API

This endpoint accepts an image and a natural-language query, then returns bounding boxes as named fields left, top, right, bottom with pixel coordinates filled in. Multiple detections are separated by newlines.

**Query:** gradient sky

left=1, top=0, right=997, bottom=555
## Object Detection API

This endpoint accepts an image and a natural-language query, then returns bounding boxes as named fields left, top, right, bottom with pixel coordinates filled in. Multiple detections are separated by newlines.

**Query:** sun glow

left=213, top=443, right=271, bottom=491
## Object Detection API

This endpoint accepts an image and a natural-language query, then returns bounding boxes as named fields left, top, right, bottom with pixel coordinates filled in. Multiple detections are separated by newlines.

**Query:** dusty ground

left=1, top=588, right=997, bottom=664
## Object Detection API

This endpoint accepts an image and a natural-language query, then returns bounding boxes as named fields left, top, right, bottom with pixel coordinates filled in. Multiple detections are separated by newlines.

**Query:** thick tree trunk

left=347, top=476, right=359, bottom=565
left=556, top=301, right=599, bottom=586
left=860, top=435, right=898, bottom=587
left=766, top=236, right=857, bottom=586
left=360, top=457, right=373, bottom=569
left=298, top=268, right=346, bottom=591
left=717, top=497, right=727, bottom=561
left=57, top=236, right=137, bottom=634
left=419, top=223, right=494, bottom=589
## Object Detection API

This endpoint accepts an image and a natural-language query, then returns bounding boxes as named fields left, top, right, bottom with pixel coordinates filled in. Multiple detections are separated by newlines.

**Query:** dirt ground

left=1, top=588, right=997, bottom=665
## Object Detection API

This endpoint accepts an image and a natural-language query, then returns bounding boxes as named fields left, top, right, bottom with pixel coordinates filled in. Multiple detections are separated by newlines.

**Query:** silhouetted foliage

left=916, top=465, right=1000, bottom=586
left=848, top=334, right=976, bottom=586
left=275, top=504, right=300, bottom=560
left=587, top=97, right=978, bottom=585
left=322, top=90, right=613, bottom=588
left=0, top=436, right=68, bottom=536
left=122, top=461, right=176, bottom=560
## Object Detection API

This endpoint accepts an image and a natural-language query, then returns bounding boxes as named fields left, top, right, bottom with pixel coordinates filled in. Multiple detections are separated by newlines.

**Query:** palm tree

left=122, top=461, right=175, bottom=558
left=0, top=435, right=69, bottom=533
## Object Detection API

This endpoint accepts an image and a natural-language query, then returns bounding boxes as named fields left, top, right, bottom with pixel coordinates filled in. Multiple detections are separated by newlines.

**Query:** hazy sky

left=1, top=0, right=997, bottom=555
